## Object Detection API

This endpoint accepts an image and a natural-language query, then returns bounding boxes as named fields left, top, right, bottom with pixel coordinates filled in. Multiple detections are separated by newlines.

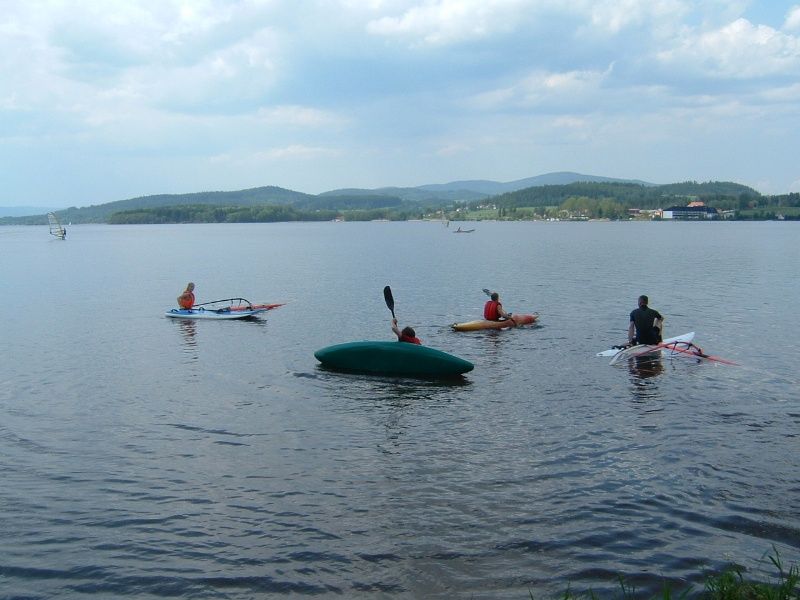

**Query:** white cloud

left=786, top=5, right=800, bottom=31
left=3, top=0, right=800, bottom=204
left=366, top=0, right=530, bottom=45
left=658, top=18, right=800, bottom=78
left=468, top=67, right=612, bottom=111
left=254, top=145, right=340, bottom=160
left=581, top=0, right=689, bottom=35
left=435, top=142, right=471, bottom=157
left=364, top=0, right=691, bottom=45
left=757, top=82, right=800, bottom=103
left=255, top=105, right=346, bottom=127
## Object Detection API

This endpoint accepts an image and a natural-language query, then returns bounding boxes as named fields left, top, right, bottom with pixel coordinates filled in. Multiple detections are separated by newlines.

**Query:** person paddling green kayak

left=391, top=318, right=422, bottom=345
left=384, top=285, right=422, bottom=344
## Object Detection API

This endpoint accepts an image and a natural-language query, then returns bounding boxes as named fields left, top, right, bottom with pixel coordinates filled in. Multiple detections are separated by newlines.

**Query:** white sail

left=47, top=212, right=66, bottom=239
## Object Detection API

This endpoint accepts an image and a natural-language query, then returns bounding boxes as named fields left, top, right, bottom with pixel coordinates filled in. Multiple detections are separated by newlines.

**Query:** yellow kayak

left=451, top=313, right=538, bottom=332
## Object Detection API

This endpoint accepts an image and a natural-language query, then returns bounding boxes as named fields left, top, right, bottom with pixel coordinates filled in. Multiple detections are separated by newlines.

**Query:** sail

left=47, top=212, right=66, bottom=239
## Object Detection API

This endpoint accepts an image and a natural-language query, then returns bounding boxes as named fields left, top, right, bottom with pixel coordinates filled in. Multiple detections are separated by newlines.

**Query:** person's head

left=490, top=292, right=499, bottom=301
left=186, top=282, right=195, bottom=292
left=638, top=295, right=649, bottom=307
left=401, top=326, right=416, bottom=338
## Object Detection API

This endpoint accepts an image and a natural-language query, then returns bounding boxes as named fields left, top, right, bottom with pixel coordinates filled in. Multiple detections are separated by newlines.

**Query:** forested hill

left=486, top=180, right=760, bottom=211
left=53, top=186, right=315, bottom=223
left=0, top=178, right=771, bottom=225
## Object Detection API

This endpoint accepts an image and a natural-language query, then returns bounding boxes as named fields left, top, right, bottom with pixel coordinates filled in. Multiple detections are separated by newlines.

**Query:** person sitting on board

left=628, top=294, right=663, bottom=345
left=484, top=292, right=511, bottom=321
left=177, top=282, right=195, bottom=309
left=391, top=318, right=422, bottom=345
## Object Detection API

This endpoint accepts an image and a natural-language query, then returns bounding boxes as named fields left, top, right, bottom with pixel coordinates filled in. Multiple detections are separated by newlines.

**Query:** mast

left=47, top=212, right=66, bottom=239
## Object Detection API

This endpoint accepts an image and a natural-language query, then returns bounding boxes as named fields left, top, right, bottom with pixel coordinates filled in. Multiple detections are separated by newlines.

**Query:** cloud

left=580, top=0, right=690, bottom=35
left=468, top=66, right=613, bottom=112
left=211, top=145, right=340, bottom=164
left=657, top=18, right=800, bottom=78
left=435, top=142, right=472, bottom=157
left=786, top=6, right=800, bottom=31
left=366, top=0, right=531, bottom=45
left=3, top=0, right=800, bottom=204
left=255, top=105, right=347, bottom=127
left=363, top=0, right=690, bottom=45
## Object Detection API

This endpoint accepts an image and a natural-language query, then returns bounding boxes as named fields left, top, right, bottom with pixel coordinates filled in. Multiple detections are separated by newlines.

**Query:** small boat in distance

left=47, top=213, right=66, bottom=240
left=453, top=226, right=475, bottom=233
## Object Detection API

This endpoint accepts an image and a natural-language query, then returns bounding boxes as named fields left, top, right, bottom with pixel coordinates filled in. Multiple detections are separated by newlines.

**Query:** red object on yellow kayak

left=451, top=313, right=538, bottom=331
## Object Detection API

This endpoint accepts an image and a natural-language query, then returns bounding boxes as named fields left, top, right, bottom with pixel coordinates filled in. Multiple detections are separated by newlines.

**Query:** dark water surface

left=1, top=221, right=798, bottom=599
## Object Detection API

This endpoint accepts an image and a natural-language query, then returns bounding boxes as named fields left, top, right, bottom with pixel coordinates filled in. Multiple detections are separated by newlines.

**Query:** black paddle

left=383, top=285, right=395, bottom=319
left=482, top=288, right=516, bottom=326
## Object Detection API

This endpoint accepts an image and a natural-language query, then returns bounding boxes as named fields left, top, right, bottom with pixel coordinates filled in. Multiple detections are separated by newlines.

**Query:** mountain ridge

left=0, top=172, right=757, bottom=221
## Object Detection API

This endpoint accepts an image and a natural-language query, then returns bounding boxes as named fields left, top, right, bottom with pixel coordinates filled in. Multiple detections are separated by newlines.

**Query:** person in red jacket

left=391, top=318, right=421, bottom=345
left=483, top=292, right=511, bottom=321
left=177, top=282, right=195, bottom=309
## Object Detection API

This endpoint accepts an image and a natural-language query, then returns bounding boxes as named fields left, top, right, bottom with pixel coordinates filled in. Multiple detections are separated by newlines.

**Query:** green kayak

left=314, top=341, right=474, bottom=377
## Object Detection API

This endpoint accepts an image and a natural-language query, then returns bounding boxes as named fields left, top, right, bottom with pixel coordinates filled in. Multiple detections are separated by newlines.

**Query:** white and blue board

left=165, top=307, right=266, bottom=320
left=597, top=332, right=696, bottom=365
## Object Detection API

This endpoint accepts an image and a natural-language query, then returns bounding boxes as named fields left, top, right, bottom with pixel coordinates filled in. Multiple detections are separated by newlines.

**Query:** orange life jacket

left=178, top=291, right=195, bottom=309
left=399, top=334, right=422, bottom=345
left=484, top=300, right=501, bottom=321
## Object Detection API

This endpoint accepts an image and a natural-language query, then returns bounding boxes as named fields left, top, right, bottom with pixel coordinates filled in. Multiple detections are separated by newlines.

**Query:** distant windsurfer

left=628, top=295, right=663, bottom=345
left=178, top=282, right=195, bottom=309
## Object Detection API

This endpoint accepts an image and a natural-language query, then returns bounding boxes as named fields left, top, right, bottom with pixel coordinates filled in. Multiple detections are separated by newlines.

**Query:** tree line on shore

left=3, top=181, right=799, bottom=225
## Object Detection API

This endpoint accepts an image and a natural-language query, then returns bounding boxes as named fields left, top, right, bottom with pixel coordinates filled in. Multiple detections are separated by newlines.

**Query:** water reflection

left=310, top=368, right=470, bottom=453
left=314, top=367, right=471, bottom=393
left=628, top=355, right=664, bottom=379
left=176, top=319, right=198, bottom=359
left=627, top=355, right=664, bottom=401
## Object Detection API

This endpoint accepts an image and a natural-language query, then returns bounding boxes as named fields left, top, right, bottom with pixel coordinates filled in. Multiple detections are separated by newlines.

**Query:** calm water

left=1, top=221, right=798, bottom=599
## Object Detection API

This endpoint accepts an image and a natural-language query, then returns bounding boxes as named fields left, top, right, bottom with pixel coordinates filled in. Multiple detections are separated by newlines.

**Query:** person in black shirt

left=628, top=295, right=663, bottom=345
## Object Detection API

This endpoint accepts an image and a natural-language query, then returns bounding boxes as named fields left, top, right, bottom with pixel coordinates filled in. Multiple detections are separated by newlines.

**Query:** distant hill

left=322, top=171, right=653, bottom=200
left=318, top=186, right=487, bottom=203
left=486, top=180, right=760, bottom=212
left=23, top=186, right=315, bottom=224
left=416, top=171, right=655, bottom=195
left=0, top=206, right=59, bottom=218
left=0, top=173, right=760, bottom=225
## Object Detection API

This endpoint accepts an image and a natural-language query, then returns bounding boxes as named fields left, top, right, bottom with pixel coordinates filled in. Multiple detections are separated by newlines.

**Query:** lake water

left=1, top=221, right=798, bottom=599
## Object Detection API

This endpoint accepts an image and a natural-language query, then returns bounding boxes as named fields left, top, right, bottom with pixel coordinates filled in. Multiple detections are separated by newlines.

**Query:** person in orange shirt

left=391, top=318, right=421, bottom=345
left=483, top=291, right=511, bottom=321
left=177, top=282, right=195, bottom=309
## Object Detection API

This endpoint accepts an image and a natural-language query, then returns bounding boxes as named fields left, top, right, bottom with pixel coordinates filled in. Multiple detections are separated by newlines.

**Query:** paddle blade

left=383, top=285, right=395, bottom=318
left=482, top=288, right=492, bottom=297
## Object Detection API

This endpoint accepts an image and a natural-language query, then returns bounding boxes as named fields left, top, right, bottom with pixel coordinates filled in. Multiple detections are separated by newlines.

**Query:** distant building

left=662, top=202, right=719, bottom=220
left=628, top=208, right=662, bottom=219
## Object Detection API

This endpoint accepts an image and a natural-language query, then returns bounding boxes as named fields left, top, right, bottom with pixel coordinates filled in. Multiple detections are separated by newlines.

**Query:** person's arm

left=391, top=318, right=402, bottom=340
left=654, top=314, right=663, bottom=339
left=628, top=321, right=635, bottom=343
left=498, top=303, right=509, bottom=319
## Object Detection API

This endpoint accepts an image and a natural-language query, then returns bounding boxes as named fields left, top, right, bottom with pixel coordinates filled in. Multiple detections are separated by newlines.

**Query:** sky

left=1, top=0, right=800, bottom=208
